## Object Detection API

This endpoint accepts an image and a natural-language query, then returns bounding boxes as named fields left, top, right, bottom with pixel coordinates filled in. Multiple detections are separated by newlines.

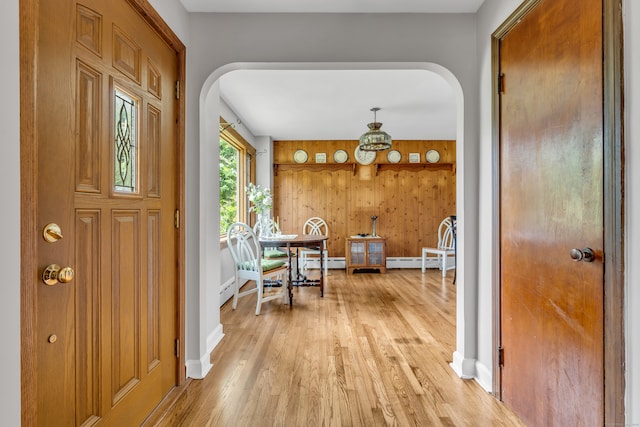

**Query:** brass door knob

left=42, top=264, right=74, bottom=286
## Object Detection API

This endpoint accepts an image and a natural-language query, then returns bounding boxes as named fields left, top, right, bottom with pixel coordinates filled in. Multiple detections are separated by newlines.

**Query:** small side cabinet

left=345, top=237, right=387, bottom=274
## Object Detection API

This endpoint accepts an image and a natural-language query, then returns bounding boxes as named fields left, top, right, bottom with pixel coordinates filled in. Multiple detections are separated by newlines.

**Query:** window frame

left=219, top=117, right=256, bottom=243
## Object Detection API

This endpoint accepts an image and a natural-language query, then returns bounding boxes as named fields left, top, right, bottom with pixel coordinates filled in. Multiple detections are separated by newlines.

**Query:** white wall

left=0, top=0, right=22, bottom=423
left=185, top=12, right=482, bottom=381
left=149, top=0, right=190, bottom=43
left=475, top=0, right=524, bottom=392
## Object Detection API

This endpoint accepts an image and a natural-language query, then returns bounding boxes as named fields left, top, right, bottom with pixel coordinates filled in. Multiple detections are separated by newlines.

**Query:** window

left=219, top=118, right=255, bottom=237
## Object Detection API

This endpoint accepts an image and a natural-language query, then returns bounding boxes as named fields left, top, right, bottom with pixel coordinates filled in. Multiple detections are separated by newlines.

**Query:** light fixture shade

left=359, top=107, right=392, bottom=151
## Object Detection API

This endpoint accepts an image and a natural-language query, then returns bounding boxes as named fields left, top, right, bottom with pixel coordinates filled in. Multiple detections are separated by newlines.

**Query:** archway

left=193, top=62, right=477, bottom=382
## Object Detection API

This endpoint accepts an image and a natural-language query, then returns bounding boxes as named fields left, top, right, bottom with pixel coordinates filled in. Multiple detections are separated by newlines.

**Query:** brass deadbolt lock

left=43, top=223, right=63, bottom=243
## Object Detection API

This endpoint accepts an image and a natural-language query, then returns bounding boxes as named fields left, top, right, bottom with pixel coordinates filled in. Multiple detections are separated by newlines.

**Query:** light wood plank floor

left=147, top=269, right=525, bottom=427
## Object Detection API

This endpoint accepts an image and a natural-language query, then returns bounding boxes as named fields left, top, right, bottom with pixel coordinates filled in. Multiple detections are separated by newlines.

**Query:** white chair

left=227, top=222, right=288, bottom=315
left=300, top=217, right=329, bottom=276
left=421, top=216, right=456, bottom=277
left=253, top=218, right=297, bottom=280
left=253, top=218, right=288, bottom=259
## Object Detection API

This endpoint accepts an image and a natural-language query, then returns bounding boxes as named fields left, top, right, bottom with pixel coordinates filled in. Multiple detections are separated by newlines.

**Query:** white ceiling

left=220, top=69, right=457, bottom=141
left=179, top=0, right=486, bottom=14
left=184, top=0, right=482, bottom=141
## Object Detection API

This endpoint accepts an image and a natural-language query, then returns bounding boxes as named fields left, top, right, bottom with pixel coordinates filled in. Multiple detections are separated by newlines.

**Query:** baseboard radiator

left=302, top=257, right=447, bottom=270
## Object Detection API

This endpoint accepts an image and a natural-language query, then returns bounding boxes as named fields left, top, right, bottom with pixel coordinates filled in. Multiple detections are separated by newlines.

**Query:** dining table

left=259, top=234, right=328, bottom=306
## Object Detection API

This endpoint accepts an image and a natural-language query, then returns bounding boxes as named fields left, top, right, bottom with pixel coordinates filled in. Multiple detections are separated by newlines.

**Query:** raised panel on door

left=110, top=211, right=142, bottom=404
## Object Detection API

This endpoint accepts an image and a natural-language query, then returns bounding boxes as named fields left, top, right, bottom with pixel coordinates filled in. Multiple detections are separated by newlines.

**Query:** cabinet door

left=350, top=241, right=366, bottom=265
left=367, top=241, right=384, bottom=266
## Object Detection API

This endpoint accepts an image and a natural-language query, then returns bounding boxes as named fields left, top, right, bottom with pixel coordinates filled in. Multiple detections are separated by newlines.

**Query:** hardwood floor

left=147, top=269, right=525, bottom=426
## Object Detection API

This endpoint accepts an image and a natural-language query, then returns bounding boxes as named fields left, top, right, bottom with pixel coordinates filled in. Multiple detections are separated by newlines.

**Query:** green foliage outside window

left=220, top=138, right=238, bottom=234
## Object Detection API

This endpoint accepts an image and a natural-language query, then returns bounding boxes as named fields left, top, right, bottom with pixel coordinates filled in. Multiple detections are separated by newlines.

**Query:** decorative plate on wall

left=293, top=149, right=308, bottom=163
left=333, top=149, right=348, bottom=163
left=426, top=149, right=441, bottom=163
left=387, top=150, right=401, bottom=163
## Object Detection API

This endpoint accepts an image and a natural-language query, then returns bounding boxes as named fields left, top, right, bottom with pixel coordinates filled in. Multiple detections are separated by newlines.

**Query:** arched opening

left=192, top=62, right=475, bottom=381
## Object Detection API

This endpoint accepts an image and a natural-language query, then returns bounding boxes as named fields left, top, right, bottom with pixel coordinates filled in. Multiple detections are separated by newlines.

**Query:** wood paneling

left=274, top=140, right=456, bottom=258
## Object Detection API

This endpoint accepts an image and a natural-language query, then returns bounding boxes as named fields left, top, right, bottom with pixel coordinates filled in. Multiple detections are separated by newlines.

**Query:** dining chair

left=253, top=218, right=288, bottom=259
left=300, top=216, right=329, bottom=276
left=227, top=222, right=288, bottom=315
left=421, top=216, right=456, bottom=277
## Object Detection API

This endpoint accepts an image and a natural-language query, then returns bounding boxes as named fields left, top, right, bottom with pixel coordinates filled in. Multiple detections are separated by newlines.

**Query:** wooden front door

left=498, top=0, right=604, bottom=425
left=23, top=0, right=184, bottom=424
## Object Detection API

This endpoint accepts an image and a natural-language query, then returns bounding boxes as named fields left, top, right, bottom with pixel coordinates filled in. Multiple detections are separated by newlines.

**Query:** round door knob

left=569, top=247, right=595, bottom=263
left=42, top=264, right=75, bottom=285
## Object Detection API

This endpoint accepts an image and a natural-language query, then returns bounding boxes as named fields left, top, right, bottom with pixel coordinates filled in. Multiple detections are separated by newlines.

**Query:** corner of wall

left=185, top=323, right=224, bottom=379
left=450, top=350, right=476, bottom=379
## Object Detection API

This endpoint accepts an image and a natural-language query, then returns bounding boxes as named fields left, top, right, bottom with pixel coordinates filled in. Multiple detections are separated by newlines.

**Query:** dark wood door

left=33, top=0, right=180, bottom=424
left=499, top=0, right=604, bottom=425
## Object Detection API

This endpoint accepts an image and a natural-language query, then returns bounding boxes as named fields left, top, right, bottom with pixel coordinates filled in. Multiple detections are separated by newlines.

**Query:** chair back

left=437, top=217, right=456, bottom=251
left=253, top=217, right=281, bottom=236
left=227, top=222, right=262, bottom=276
left=302, top=217, right=328, bottom=236
left=302, top=217, right=328, bottom=249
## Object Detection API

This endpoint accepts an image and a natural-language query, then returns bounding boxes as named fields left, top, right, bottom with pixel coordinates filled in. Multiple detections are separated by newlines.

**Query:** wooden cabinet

left=345, top=237, right=387, bottom=274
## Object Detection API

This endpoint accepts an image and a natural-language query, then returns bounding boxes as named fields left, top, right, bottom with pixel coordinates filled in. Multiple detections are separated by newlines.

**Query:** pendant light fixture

left=358, top=107, right=392, bottom=151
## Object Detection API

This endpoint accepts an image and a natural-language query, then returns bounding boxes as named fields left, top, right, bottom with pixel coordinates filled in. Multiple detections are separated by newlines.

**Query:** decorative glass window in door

left=114, top=88, right=138, bottom=193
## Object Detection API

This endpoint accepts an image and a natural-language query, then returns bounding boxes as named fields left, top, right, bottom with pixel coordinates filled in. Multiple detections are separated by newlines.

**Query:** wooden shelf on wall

left=274, top=163, right=357, bottom=176
left=273, top=162, right=456, bottom=176
left=375, top=163, right=455, bottom=175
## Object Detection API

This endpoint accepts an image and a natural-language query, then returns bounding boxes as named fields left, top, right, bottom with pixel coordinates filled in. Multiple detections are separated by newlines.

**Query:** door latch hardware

left=42, top=264, right=75, bottom=286
left=43, top=223, right=63, bottom=243
left=569, top=247, right=595, bottom=263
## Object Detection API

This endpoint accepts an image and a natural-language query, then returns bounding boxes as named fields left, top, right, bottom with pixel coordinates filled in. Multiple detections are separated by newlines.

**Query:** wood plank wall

left=272, top=140, right=456, bottom=258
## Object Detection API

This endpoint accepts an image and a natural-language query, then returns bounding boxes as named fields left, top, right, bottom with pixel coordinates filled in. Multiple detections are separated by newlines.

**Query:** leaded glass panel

left=114, top=88, right=137, bottom=193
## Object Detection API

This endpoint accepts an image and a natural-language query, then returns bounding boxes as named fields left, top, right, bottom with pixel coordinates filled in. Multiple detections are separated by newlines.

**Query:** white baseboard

left=474, top=360, right=493, bottom=392
left=185, top=324, right=224, bottom=380
left=386, top=257, right=423, bottom=269
left=302, top=257, right=448, bottom=270
left=220, top=277, right=237, bottom=306
left=186, top=352, right=213, bottom=380
left=207, top=323, right=224, bottom=355
left=450, top=350, right=476, bottom=379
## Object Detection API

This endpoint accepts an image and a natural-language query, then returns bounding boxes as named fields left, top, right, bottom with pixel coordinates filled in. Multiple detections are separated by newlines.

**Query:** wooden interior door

left=498, top=0, right=604, bottom=425
left=30, top=0, right=182, bottom=424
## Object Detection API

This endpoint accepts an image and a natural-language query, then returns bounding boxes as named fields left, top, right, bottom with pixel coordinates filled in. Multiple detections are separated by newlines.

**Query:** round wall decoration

left=293, top=149, right=308, bottom=163
left=387, top=150, right=401, bottom=163
left=426, top=149, right=441, bottom=163
left=333, top=149, right=348, bottom=163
